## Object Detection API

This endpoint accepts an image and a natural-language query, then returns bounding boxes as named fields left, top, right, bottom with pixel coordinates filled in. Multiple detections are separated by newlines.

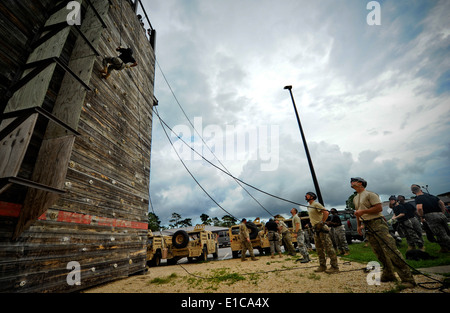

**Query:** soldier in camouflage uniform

left=412, top=185, right=450, bottom=253
left=265, top=218, right=282, bottom=258
left=305, top=192, right=339, bottom=274
left=291, top=208, right=310, bottom=262
left=328, top=208, right=349, bottom=255
left=390, top=195, right=424, bottom=251
left=277, top=218, right=296, bottom=256
left=239, top=219, right=258, bottom=261
left=398, top=195, right=425, bottom=249
left=352, top=177, right=415, bottom=288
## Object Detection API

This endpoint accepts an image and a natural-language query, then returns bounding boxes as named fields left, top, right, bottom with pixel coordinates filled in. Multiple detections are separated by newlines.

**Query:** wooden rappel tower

left=0, top=0, right=157, bottom=292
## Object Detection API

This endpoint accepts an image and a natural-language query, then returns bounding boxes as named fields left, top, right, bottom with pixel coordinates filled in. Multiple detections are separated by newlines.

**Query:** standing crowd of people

left=237, top=177, right=449, bottom=289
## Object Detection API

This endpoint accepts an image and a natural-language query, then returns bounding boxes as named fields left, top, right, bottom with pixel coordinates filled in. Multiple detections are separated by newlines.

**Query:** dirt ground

left=83, top=253, right=448, bottom=293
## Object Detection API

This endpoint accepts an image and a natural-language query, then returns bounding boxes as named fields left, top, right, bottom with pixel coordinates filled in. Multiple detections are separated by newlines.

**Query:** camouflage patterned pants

left=425, top=212, right=450, bottom=251
left=102, top=57, right=125, bottom=74
left=282, top=232, right=296, bottom=255
left=295, top=230, right=309, bottom=258
left=364, top=218, right=415, bottom=283
left=240, top=240, right=255, bottom=260
left=330, top=225, right=349, bottom=252
left=314, top=228, right=338, bottom=269
left=268, top=231, right=281, bottom=254
left=399, top=217, right=424, bottom=249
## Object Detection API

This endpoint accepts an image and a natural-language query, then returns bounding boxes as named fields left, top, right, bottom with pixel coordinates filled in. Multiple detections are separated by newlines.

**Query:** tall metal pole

left=284, top=85, right=324, bottom=205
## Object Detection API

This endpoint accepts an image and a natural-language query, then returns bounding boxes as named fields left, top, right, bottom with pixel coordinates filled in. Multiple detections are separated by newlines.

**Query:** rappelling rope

left=360, top=217, right=448, bottom=293
left=152, top=108, right=317, bottom=211
left=119, top=0, right=123, bottom=47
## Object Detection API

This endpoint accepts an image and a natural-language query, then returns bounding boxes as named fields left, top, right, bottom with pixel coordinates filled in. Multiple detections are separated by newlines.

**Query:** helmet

left=306, top=192, right=317, bottom=200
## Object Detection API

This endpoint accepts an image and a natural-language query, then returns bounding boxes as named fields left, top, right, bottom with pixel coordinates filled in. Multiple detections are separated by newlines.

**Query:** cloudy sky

left=138, top=0, right=450, bottom=226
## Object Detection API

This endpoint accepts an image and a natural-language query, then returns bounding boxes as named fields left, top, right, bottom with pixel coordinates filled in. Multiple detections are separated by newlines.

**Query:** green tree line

left=147, top=212, right=238, bottom=231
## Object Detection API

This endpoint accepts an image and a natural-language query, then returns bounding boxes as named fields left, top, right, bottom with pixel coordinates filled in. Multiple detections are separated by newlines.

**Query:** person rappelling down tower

left=101, top=46, right=138, bottom=79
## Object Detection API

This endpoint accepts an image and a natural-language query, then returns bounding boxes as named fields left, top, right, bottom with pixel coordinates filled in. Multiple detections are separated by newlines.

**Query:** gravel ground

left=82, top=253, right=448, bottom=293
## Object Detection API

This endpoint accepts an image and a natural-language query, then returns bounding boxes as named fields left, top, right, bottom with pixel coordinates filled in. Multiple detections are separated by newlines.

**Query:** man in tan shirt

left=305, top=192, right=339, bottom=273
left=291, top=208, right=310, bottom=263
left=351, top=177, right=415, bottom=288
left=239, top=218, right=258, bottom=261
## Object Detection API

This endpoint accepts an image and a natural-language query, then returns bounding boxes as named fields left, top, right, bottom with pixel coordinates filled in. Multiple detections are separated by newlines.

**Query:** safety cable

left=361, top=217, right=448, bottom=293
left=177, top=259, right=367, bottom=281
left=155, top=107, right=239, bottom=221
left=155, top=59, right=275, bottom=217
left=178, top=246, right=447, bottom=293
left=152, top=108, right=315, bottom=210
left=119, top=0, right=123, bottom=46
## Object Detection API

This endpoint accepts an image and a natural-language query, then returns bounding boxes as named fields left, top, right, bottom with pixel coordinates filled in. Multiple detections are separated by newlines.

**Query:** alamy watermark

left=66, top=1, right=82, bottom=26
left=367, top=1, right=381, bottom=26
left=66, top=261, right=81, bottom=286
left=171, top=117, right=280, bottom=172
left=366, top=261, right=381, bottom=286
left=66, top=2, right=381, bottom=29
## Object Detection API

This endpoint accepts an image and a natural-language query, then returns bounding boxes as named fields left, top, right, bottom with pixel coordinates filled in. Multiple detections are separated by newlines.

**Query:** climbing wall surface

left=0, top=0, right=156, bottom=292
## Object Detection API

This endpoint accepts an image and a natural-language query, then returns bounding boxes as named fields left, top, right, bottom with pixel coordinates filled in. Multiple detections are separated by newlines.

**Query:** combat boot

left=300, top=255, right=311, bottom=263
left=251, top=257, right=258, bottom=261
left=325, top=266, right=340, bottom=274
left=380, top=271, right=397, bottom=282
left=401, top=281, right=416, bottom=289
left=314, top=265, right=327, bottom=273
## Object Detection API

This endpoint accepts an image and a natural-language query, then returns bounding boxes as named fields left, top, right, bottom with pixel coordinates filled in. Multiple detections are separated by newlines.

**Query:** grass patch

left=149, top=273, right=178, bottom=285
left=307, top=273, right=321, bottom=281
left=184, top=267, right=247, bottom=291
left=208, top=268, right=246, bottom=284
left=341, top=237, right=450, bottom=269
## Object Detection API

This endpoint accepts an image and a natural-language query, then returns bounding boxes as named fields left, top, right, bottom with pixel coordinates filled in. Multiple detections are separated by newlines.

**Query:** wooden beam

left=0, top=114, right=38, bottom=179
left=13, top=135, right=75, bottom=240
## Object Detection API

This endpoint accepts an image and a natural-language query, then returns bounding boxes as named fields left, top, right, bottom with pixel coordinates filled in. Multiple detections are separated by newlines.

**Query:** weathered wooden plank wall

left=0, top=0, right=155, bottom=292
left=0, top=0, right=54, bottom=101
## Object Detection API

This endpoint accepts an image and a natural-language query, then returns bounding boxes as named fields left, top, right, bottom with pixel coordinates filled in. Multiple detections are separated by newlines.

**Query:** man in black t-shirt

left=265, top=219, right=282, bottom=258
left=397, top=195, right=424, bottom=250
left=101, top=47, right=138, bottom=79
left=327, top=208, right=349, bottom=255
left=411, top=184, right=450, bottom=253
left=391, top=195, right=424, bottom=250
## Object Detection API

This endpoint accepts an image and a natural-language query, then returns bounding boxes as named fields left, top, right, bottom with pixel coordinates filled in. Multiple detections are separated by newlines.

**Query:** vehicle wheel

left=246, top=222, right=258, bottom=240
left=172, top=230, right=189, bottom=248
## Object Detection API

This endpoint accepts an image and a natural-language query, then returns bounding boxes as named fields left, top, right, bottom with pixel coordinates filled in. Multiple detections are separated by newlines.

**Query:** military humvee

left=146, top=225, right=218, bottom=266
left=146, top=230, right=172, bottom=266
left=229, top=218, right=270, bottom=258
